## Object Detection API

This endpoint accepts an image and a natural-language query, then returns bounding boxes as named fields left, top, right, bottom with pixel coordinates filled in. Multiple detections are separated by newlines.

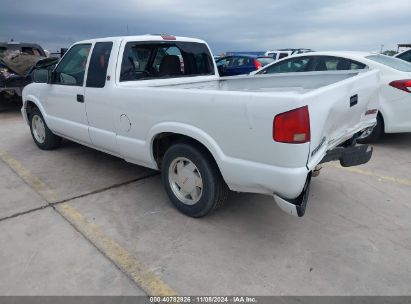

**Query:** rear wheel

left=29, top=107, right=62, bottom=150
left=357, top=114, right=384, bottom=143
left=161, top=143, right=228, bottom=217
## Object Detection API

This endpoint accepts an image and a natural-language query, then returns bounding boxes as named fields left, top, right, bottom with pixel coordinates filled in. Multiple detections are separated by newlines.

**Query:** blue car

left=216, top=55, right=274, bottom=76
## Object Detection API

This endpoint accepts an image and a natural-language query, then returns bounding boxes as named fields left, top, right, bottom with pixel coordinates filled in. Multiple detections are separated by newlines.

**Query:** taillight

left=160, top=34, right=176, bottom=40
left=254, top=59, right=262, bottom=70
left=389, top=79, right=411, bottom=93
left=273, top=106, right=310, bottom=143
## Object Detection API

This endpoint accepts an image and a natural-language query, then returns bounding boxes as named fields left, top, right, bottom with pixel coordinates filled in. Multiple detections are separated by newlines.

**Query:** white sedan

left=253, top=51, right=411, bottom=142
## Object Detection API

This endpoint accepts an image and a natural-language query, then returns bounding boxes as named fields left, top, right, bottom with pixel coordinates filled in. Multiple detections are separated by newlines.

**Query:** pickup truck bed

left=21, top=35, right=379, bottom=218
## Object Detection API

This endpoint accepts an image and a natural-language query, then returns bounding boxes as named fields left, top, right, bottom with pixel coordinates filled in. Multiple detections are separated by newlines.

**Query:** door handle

left=77, top=94, right=84, bottom=103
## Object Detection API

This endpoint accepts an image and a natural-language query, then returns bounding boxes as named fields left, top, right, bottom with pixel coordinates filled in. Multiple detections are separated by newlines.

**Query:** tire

left=357, top=114, right=384, bottom=143
left=29, top=107, right=62, bottom=150
left=161, top=143, right=229, bottom=217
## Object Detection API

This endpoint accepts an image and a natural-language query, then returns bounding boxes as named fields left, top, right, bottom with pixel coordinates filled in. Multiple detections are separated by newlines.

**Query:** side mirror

left=49, top=70, right=58, bottom=84
left=32, top=69, right=51, bottom=83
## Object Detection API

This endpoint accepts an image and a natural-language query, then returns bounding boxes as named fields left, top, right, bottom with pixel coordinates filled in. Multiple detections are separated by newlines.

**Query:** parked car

left=23, top=35, right=378, bottom=218
left=216, top=55, right=274, bottom=76
left=395, top=49, right=411, bottom=63
left=0, top=41, right=55, bottom=103
left=254, top=51, right=411, bottom=142
left=0, top=41, right=46, bottom=57
left=264, top=48, right=313, bottom=61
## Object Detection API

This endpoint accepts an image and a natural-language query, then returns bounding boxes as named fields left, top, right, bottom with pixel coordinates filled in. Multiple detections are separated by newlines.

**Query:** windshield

left=366, top=55, right=411, bottom=72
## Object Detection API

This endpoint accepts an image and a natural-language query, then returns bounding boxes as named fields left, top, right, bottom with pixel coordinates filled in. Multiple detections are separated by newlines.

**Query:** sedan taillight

left=253, top=59, right=262, bottom=70
left=389, top=79, right=411, bottom=93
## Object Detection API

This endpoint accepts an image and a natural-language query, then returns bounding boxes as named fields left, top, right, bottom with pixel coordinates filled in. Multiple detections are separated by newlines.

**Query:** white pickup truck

left=22, top=35, right=379, bottom=218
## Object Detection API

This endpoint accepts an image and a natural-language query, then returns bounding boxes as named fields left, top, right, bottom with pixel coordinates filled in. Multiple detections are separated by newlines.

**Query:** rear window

left=120, top=41, right=214, bottom=81
left=397, top=50, right=411, bottom=63
left=257, top=57, right=275, bottom=66
left=366, top=55, right=411, bottom=72
left=21, top=47, right=42, bottom=56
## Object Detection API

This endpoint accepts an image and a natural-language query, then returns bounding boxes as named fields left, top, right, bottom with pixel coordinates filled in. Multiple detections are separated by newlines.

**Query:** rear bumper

left=273, top=143, right=373, bottom=217
left=274, top=173, right=311, bottom=217
left=319, top=144, right=373, bottom=167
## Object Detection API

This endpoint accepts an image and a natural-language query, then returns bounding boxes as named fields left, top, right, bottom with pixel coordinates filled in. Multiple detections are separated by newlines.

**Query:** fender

left=147, top=122, right=227, bottom=170
left=21, top=94, right=48, bottom=125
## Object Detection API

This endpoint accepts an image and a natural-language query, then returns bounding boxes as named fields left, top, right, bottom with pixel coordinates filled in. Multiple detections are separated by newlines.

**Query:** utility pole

left=126, top=24, right=129, bottom=35
left=380, top=44, right=384, bottom=53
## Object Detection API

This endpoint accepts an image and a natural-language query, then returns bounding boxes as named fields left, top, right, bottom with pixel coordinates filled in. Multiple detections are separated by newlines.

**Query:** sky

left=1, top=0, right=410, bottom=54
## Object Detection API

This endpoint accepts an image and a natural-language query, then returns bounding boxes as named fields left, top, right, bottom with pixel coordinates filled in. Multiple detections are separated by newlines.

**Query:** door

left=44, top=43, right=92, bottom=144
left=84, top=41, right=118, bottom=154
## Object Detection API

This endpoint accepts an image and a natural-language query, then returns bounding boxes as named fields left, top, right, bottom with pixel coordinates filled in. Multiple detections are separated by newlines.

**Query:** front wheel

left=29, top=108, right=62, bottom=150
left=161, top=143, right=229, bottom=217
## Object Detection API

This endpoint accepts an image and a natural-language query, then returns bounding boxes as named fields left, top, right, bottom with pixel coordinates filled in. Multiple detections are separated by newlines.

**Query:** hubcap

left=168, top=157, right=203, bottom=205
left=32, top=115, right=46, bottom=144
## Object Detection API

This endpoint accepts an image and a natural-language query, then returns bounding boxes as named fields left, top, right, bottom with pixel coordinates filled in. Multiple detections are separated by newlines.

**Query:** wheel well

left=377, top=112, right=385, bottom=131
left=25, top=100, right=38, bottom=120
left=152, top=133, right=219, bottom=170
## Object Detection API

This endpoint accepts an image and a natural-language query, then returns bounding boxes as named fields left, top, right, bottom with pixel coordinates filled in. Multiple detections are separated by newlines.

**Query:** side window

left=269, top=52, right=278, bottom=60
left=120, top=41, right=214, bottom=81
left=397, top=50, right=411, bottom=63
left=238, top=57, right=251, bottom=67
left=312, top=56, right=366, bottom=71
left=54, top=44, right=91, bottom=86
left=216, top=58, right=229, bottom=67
left=86, top=42, right=113, bottom=88
left=278, top=52, right=289, bottom=60
left=348, top=60, right=367, bottom=70
left=259, top=57, right=311, bottom=74
left=232, top=57, right=249, bottom=67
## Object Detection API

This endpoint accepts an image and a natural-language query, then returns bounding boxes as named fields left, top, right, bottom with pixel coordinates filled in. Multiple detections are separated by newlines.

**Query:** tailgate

left=306, top=69, right=380, bottom=169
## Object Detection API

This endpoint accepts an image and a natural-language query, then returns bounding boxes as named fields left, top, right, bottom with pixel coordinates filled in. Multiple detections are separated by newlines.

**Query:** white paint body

left=22, top=36, right=379, bottom=203
left=258, top=51, right=411, bottom=134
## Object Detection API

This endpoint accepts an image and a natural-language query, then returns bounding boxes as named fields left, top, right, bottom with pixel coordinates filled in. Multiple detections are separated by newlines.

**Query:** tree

left=382, top=50, right=397, bottom=56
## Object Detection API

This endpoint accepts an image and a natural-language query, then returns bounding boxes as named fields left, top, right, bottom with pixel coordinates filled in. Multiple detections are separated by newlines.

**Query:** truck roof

left=75, top=34, right=207, bottom=45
